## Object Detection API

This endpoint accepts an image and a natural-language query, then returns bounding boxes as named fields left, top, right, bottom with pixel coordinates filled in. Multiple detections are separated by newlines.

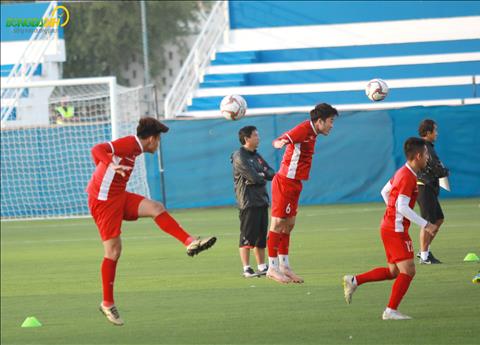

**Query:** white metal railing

left=164, top=0, right=229, bottom=118
left=1, top=1, right=60, bottom=124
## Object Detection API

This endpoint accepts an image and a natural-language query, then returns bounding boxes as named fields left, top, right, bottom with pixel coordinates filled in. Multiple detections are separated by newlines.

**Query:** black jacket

left=418, top=141, right=449, bottom=190
left=231, top=147, right=275, bottom=210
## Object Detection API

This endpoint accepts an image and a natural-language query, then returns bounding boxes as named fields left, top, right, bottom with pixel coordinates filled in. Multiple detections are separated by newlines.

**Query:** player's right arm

left=380, top=180, right=392, bottom=205
left=91, top=141, right=131, bottom=177
left=91, top=142, right=113, bottom=166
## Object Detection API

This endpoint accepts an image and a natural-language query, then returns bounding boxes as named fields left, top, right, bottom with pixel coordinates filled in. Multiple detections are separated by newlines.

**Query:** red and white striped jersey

left=86, top=135, right=143, bottom=200
left=381, top=164, right=418, bottom=234
left=276, top=120, right=319, bottom=180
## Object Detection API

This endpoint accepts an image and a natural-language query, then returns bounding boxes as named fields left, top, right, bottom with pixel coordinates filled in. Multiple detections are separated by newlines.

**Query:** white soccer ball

left=220, top=94, right=247, bottom=120
left=365, top=78, right=389, bottom=102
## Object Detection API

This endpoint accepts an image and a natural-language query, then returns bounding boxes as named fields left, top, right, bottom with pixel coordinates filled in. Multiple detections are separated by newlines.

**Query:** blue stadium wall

left=154, top=105, right=480, bottom=209
left=1, top=105, right=479, bottom=218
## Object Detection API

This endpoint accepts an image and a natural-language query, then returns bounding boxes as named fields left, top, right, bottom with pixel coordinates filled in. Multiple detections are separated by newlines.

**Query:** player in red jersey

left=266, top=103, right=339, bottom=284
left=342, top=137, right=439, bottom=320
left=87, top=117, right=217, bottom=326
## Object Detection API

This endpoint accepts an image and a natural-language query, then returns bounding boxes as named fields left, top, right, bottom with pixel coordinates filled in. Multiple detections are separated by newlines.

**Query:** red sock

left=267, top=231, right=282, bottom=258
left=388, top=273, right=413, bottom=310
left=278, top=233, right=290, bottom=255
left=155, top=212, right=193, bottom=246
left=101, top=257, right=117, bottom=306
left=356, top=267, right=394, bottom=285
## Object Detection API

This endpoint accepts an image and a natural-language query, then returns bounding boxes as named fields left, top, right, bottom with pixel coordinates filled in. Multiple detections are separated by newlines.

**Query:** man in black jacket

left=232, top=126, right=275, bottom=277
left=417, top=119, right=449, bottom=264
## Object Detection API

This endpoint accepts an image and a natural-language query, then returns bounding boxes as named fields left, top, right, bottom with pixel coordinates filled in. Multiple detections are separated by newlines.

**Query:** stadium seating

left=183, top=1, right=480, bottom=117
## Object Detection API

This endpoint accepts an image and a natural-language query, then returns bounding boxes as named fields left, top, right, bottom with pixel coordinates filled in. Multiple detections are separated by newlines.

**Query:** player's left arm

left=397, top=195, right=438, bottom=236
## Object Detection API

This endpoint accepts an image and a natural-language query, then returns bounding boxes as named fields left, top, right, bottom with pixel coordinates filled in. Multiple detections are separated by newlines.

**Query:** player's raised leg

left=137, top=198, right=216, bottom=256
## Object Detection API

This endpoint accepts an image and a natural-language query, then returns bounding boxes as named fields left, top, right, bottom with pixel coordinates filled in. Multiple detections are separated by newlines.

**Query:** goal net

left=1, top=77, right=156, bottom=220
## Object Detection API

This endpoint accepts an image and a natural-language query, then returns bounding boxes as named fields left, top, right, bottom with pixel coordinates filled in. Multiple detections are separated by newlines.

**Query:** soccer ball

left=365, top=78, right=389, bottom=102
left=220, top=94, right=247, bottom=120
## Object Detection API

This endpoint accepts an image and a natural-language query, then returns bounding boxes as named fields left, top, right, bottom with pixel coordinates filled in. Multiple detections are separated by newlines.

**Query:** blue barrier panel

left=156, top=104, right=480, bottom=209
left=1, top=105, right=479, bottom=218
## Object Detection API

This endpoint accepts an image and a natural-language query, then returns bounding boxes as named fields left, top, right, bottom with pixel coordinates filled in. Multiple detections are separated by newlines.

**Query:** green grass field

left=1, top=198, right=479, bottom=345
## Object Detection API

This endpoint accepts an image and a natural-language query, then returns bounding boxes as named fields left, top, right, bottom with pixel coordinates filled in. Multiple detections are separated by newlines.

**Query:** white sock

left=243, top=265, right=251, bottom=272
left=258, top=263, right=267, bottom=271
left=421, top=251, right=429, bottom=261
left=278, top=254, right=289, bottom=267
left=352, top=276, right=358, bottom=286
left=268, top=257, right=278, bottom=268
left=385, top=307, right=395, bottom=313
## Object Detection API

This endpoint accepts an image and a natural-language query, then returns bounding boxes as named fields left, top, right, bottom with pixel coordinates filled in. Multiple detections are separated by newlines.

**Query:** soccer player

left=343, top=137, right=439, bottom=320
left=232, top=126, right=275, bottom=278
left=416, top=119, right=449, bottom=264
left=267, top=103, right=339, bottom=284
left=87, top=117, right=217, bottom=326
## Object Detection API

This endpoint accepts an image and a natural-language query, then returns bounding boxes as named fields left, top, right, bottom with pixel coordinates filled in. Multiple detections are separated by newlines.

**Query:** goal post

left=0, top=77, right=156, bottom=220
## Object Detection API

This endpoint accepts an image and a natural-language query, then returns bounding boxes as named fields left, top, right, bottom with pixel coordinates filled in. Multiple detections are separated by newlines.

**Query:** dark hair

left=418, top=119, right=436, bottom=137
left=310, top=103, right=338, bottom=122
left=404, top=137, right=426, bottom=160
left=136, top=117, right=169, bottom=139
left=238, top=125, right=257, bottom=145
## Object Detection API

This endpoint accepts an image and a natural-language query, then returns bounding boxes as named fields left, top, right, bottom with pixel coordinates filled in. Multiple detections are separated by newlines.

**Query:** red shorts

left=381, top=230, right=414, bottom=264
left=271, top=174, right=303, bottom=218
left=88, top=192, right=145, bottom=241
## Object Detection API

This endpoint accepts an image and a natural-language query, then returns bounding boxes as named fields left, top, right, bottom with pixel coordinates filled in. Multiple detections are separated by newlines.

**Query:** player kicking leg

left=136, top=197, right=216, bottom=257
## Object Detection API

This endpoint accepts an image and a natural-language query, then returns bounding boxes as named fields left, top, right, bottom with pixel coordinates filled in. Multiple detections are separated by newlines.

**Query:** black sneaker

left=256, top=267, right=268, bottom=276
left=243, top=267, right=258, bottom=278
left=186, top=236, right=217, bottom=257
left=419, top=258, right=432, bottom=265
left=428, top=251, right=442, bottom=264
